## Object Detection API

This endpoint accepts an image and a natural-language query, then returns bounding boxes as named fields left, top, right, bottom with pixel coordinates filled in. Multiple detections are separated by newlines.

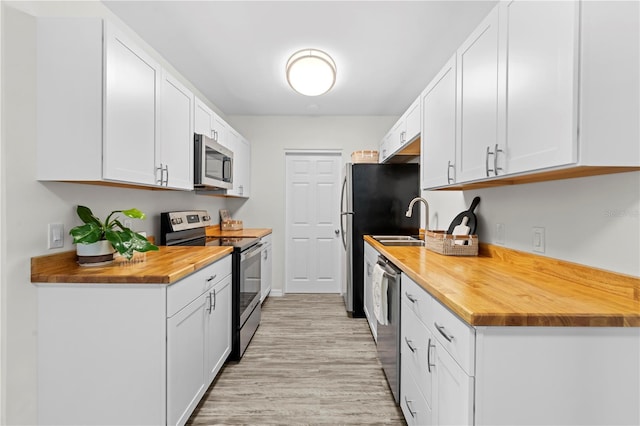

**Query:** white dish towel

left=372, top=263, right=389, bottom=326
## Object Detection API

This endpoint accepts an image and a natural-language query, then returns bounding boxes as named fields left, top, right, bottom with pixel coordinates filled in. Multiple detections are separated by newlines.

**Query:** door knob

left=335, top=229, right=340, bottom=235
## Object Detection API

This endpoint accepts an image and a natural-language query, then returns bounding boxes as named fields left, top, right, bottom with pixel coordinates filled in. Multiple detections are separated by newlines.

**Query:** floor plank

left=188, top=294, right=406, bottom=425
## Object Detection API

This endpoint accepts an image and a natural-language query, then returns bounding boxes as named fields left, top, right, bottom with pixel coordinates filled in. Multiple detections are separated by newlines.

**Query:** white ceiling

left=102, top=0, right=497, bottom=116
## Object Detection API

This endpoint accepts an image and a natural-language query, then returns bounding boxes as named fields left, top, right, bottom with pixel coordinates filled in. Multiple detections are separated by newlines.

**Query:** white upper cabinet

left=421, top=55, right=457, bottom=189
left=159, top=70, right=194, bottom=190
left=194, top=97, right=215, bottom=138
left=421, top=0, right=639, bottom=190
left=37, top=18, right=196, bottom=190
left=455, top=5, right=501, bottom=183
left=380, top=95, right=421, bottom=163
left=225, top=129, right=251, bottom=198
left=501, top=0, right=578, bottom=175
left=103, top=24, right=160, bottom=186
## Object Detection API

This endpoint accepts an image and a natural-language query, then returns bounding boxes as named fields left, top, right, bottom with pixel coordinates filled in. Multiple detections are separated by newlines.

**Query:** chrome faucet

left=406, top=197, right=429, bottom=235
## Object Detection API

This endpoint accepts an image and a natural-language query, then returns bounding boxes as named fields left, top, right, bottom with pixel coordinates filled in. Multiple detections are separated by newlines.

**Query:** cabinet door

left=205, top=275, right=232, bottom=384
left=456, top=6, right=500, bottom=183
left=260, top=236, right=273, bottom=302
left=226, top=131, right=251, bottom=198
left=194, top=97, right=214, bottom=137
left=404, top=97, right=421, bottom=143
left=363, top=252, right=376, bottom=340
left=503, top=0, right=578, bottom=174
left=421, top=55, right=457, bottom=189
left=167, top=292, right=208, bottom=426
left=103, top=23, right=160, bottom=186
left=212, top=113, right=229, bottom=148
left=434, top=342, right=474, bottom=426
left=160, top=70, right=194, bottom=190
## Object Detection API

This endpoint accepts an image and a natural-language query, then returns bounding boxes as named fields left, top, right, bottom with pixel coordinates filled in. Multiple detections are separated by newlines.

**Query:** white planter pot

left=76, top=240, right=115, bottom=266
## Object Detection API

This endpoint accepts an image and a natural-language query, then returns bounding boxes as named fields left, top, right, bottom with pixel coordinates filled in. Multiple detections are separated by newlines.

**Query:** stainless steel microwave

left=194, top=133, right=233, bottom=189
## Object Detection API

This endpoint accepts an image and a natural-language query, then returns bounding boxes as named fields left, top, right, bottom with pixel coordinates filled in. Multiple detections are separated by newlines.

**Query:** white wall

left=422, top=171, right=640, bottom=277
left=225, top=115, right=396, bottom=296
left=1, top=3, right=229, bottom=424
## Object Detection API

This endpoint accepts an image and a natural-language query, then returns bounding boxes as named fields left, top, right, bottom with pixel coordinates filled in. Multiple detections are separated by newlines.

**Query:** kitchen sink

left=371, top=235, right=425, bottom=247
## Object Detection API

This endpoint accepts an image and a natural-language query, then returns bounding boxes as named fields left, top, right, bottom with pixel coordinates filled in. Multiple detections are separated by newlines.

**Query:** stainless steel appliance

left=161, top=210, right=262, bottom=360
left=340, top=163, right=419, bottom=317
left=376, top=254, right=401, bottom=404
left=194, top=133, right=233, bottom=189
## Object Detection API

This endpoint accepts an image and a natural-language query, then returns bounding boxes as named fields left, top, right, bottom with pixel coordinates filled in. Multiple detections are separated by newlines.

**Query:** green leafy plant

left=69, top=205, right=158, bottom=260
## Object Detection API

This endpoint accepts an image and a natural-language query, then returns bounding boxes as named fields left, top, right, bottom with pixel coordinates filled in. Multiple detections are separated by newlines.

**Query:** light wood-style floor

left=188, top=294, right=405, bottom=425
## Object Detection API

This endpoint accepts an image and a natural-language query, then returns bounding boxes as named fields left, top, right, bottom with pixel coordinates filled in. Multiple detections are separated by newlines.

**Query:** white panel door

left=285, top=153, right=342, bottom=293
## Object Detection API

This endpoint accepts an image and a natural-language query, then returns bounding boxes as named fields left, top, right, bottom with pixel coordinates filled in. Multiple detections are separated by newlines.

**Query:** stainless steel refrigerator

left=340, top=163, right=419, bottom=317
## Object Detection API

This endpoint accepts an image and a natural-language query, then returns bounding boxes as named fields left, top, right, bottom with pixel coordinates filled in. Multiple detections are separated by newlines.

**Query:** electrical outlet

left=495, top=223, right=505, bottom=245
left=532, top=227, right=545, bottom=253
left=48, top=223, right=64, bottom=249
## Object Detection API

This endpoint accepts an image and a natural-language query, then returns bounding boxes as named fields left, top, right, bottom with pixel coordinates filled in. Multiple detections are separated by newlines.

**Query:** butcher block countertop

left=364, top=236, right=640, bottom=327
left=31, top=246, right=233, bottom=284
left=206, top=226, right=272, bottom=238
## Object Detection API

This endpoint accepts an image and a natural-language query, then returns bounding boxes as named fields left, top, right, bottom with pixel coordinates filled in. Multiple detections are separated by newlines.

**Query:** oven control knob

left=203, top=215, right=211, bottom=222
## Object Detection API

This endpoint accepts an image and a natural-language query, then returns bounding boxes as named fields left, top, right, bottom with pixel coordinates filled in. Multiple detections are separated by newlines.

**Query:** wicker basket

left=425, top=230, right=478, bottom=256
left=221, top=220, right=243, bottom=231
left=351, top=150, right=379, bottom=163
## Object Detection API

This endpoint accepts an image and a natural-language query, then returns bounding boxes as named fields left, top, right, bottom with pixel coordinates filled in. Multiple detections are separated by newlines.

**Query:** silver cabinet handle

left=212, top=289, right=216, bottom=311
left=164, top=164, right=169, bottom=186
left=434, top=322, right=454, bottom=342
left=405, top=292, right=418, bottom=303
left=156, top=163, right=164, bottom=185
left=485, top=146, right=493, bottom=177
left=206, top=293, right=213, bottom=313
left=404, top=396, right=416, bottom=417
left=493, top=143, right=503, bottom=176
left=427, top=337, right=435, bottom=373
left=404, top=337, right=417, bottom=353
left=447, top=160, right=455, bottom=184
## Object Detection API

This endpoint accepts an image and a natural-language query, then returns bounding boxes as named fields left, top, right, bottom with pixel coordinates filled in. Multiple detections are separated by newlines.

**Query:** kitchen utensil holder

left=221, top=220, right=243, bottom=231
left=425, top=230, right=478, bottom=256
left=351, top=150, right=379, bottom=163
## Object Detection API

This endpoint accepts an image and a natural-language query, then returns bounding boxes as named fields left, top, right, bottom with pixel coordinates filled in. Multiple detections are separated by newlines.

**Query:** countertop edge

left=31, top=247, right=233, bottom=284
left=364, top=235, right=640, bottom=328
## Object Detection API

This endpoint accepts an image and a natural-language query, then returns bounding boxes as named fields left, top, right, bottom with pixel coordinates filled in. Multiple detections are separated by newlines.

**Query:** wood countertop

left=364, top=236, right=640, bottom=327
left=31, top=246, right=233, bottom=284
left=206, top=226, right=272, bottom=238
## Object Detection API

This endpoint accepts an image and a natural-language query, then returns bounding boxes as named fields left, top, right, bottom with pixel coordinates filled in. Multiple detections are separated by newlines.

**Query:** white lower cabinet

left=167, top=271, right=231, bottom=426
left=260, top=234, right=273, bottom=302
left=37, top=255, right=232, bottom=426
left=400, top=273, right=640, bottom=426
left=363, top=242, right=378, bottom=341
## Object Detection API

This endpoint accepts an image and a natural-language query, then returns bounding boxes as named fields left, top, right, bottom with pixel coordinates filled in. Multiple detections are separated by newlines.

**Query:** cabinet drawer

left=401, top=358, right=432, bottom=426
left=401, top=299, right=434, bottom=407
left=167, top=255, right=232, bottom=318
left=402, top=274, right=432, bottom=328
left=430, top=298, right=476, bottom=375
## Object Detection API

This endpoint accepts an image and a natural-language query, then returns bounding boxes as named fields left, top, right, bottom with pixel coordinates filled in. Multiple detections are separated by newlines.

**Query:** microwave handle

left=223, top=157, right=233, bottom=182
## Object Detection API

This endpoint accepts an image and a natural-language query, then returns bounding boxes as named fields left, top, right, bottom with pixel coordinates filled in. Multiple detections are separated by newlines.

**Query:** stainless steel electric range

left=161, top=210, right=262, bottom=360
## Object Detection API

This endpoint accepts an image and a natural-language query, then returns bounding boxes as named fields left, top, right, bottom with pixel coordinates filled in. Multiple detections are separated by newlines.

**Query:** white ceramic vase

left=76, top=240, right=115, bottom=266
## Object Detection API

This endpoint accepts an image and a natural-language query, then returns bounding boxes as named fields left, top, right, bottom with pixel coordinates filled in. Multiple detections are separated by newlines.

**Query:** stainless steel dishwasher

left=376, top=255, right=401, bottom=404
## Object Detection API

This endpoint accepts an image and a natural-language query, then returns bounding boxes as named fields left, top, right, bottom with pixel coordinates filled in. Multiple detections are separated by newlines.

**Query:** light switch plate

left=532, top=227, right=545, bottom=253
left=495, top=223, right=505, bottom=245
left=48, top=223, right=64, bottom=249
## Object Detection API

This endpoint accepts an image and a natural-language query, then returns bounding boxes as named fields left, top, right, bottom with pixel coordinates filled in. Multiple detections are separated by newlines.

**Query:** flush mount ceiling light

left=286, top=49, right=337, bottom=97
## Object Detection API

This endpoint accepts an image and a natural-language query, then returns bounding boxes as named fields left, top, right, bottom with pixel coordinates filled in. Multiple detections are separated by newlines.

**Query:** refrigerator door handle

left=340, top=175, right=352, bottom=250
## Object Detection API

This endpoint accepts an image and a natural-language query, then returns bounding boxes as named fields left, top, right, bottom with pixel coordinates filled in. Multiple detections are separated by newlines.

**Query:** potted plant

left=69, top=205, right=158, bottom=265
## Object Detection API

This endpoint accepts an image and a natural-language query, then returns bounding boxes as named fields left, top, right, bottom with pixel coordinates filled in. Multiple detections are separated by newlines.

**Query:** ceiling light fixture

left=286, top=49, right=337, bottom=97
